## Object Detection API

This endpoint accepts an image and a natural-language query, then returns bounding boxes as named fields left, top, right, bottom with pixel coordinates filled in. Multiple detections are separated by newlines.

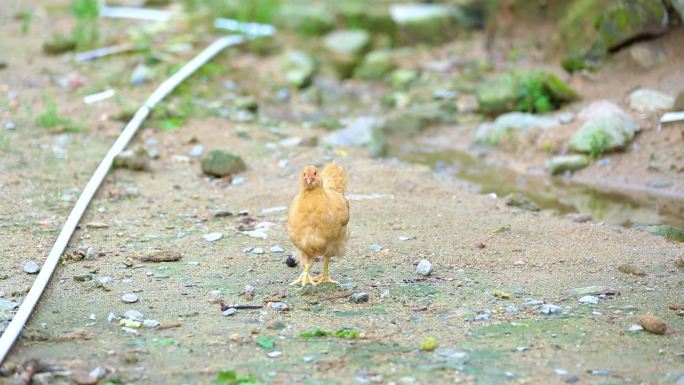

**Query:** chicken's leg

left=313, top=256, right=338, bottom=284
left=290, top=262, right=317, bottom=286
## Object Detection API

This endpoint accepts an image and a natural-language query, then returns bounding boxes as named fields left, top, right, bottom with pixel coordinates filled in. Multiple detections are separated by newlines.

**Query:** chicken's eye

left=314, top=171, right=317, bottom=175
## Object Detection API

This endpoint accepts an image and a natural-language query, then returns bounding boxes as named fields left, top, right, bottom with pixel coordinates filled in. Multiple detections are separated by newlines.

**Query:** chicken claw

left=290, top=263, right=317, bottom=287
left=313, top=274, right=338, bottom=285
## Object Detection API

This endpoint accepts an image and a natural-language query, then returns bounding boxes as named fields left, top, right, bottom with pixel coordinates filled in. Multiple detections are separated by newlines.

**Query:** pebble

left=107, top=312, right=118, bottom=323
left=4, top=121, right=16, bottom=130
left=628, top=324, right=644, bottom=332
left=340, top=283, right=357, bottom=291
left=251, top=247, right=265, bottom=254
left=232, top=176, right=245, bottom=185
left=267, top=351, right=282, bottom=358
left=270, top=245, right=285, bottom=253
left=23, top=260, right=40, bottom=274
left=214, top=209, right=234, bottom=218
left=121, top=327, right=139, bottom=335
left=203, top=232, right=223, bottom=242
left=244, top=285, right=255, bottom=295
left=223, top=308, right=237, bottom=316
left=271, top=302, right=288, bottom=311
left=89, top=367, right=106, bottom=380
left=474, top=312, right=491, bottom=322
left=0, top=299, right=19, bottom=311
left=566, top=375, right=579, bottom=383
left=579, top=295, right=599, bottom=305
left=122, top=293, right=139, bottom=303
left=349, top=292, right=369, bottom=304
left=540, top=304, right=562, bottom=315
left=278, top=159, right=288, bottom=168
left=302, top=355, right=316, bottom=363
left=189, top=144, right=204, bottom=157
left=369, top=244, right=383, bottom=251
left=285, top=256, right=297, bottom=267
left=515, top=346, right=529, bottom=352
left=124, top=310, right=144, bottom=322
left=416, top=260, right=433, bottom=276
left=381, top=290, right=390, bottom=299
left=85, top=246, right=97, bottom=260
left=504, top=306, right=519, bottom=314
left=590, top=370, right=609, bottom=376
left=523, top=300, right=544, bottom=308
left=208, top=289, right=222, bottom=298
left=119, top=319, right=142, bottom=328
left=73, top=274, right=93, bottom=282
left=555, top=369, right=568, bottom=376
left=398, top=236, right=411, bottom=241
left=99, top=276, right=113, bottom=285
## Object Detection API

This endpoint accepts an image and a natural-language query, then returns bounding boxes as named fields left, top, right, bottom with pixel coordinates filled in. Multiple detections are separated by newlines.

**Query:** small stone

left=131, top=64, right=153, bottom=85
left=590, top=370, right=610, bottom=376
left=121, top=327, right=139, bottom=335
left=122, top=293, right=139, bottom=303
left=251, top=247, right=265, bottom=254
left=107, top=312, right=118, bottom=323
left=628, top=324, right=644, bottom=332
left=303, top=355, right=316, bottom=363
left=208, top=290, right=222, bottom=298
left=419, top=336, right=438, bottom=351
left=201, top=149, right=247, bottom=177
left=339, top=283, right=357, bottom=291
left=285, top=256, right=297, bottom=267
left=349, top=292, right=369, bottom=304
left=369, top=244, right=383, bottom=252
left=555, top=369, right=568, bottom=376
left=515, top=346, right=530, bottom=352
left=416, top=260, right=433, bottom=276
left=398, top=236, right=411, bottom=241
left=271, top=302, right=289, bottom=311
left=474, top=312, right=491, bottom=322
left=523, top=300, right=544, bottom=308
left=23, top=260, right=40, bottom=274
left=629, top=88, right=674, bottom=112
left=84, top=246, right=97, bottom=260
left=89, top=367, right=106, bottom=380
left=214, top=209, right=234, bottom=218
left=0, top=299, right=19, bottom=310
left=637, top=312, right=667, bottom=335
left=267, top=351, right=282, bottom=358
left=270, top=245, right=285, bottom=253
left=244, top=285, right=255, bottom=295
left=124, top=310, right=144, bottom=322
left=546, top=155, right=589, bottom=175
left=223, top=308, right=237, bottom=316
left=119, top=319, right=142, bottom=328
left=381, top=290, right=390, bottom=299
left=566, top=375, right=579, bottom=383
left=73, top=274, right=93, bottom=282
left=189, top=144, right=204, bottom=157
left=99, top=276, right=113, bottom=285
left=540, top=304, right=562, bottom=315
left=203, top=232, right=223, bottom=242
left=4, top=121, right=17, bottom=130
left=504, top=306, right=519, bottom=314
left=86, top=222, right=109, bottom=229
left=579, top=295, right=599, bottom=305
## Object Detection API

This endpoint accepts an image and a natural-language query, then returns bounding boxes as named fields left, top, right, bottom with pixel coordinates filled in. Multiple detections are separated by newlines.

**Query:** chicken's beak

left=305, top=176, right=313, bottom=184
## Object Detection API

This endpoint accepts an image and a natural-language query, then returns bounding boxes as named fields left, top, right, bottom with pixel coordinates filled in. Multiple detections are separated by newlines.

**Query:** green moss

left=71, top=0, right=99, bottom=49
left=36, top=103, right=84, bottom=132
left=588, top=129, right=611, bottom=158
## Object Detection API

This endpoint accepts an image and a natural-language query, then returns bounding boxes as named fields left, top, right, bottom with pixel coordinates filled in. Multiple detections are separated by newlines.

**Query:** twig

left=135, top=251, right=182, bottom=263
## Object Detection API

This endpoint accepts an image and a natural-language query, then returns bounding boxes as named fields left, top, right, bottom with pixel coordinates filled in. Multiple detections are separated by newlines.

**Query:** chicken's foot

left=313, top=256, right=338, bottom=285
left=290, top=263, right=317, bottom=286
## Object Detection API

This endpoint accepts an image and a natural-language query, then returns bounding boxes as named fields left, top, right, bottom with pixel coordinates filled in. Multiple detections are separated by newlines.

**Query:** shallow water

left=399, top=149, right=684, bottom=229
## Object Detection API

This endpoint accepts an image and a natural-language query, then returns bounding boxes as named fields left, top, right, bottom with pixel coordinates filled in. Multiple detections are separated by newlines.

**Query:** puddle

left=398, top=149, right=684, bottom=229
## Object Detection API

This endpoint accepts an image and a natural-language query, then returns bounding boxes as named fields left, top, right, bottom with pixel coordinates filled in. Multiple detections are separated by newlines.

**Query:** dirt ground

left=2, top=1, right=684, bottom=385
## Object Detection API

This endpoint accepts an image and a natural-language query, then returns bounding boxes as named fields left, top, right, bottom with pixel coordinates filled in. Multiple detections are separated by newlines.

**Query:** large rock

left=570, top=113, right=640, bottom=155
left=390, top=4, right=463, bottom=45
left=335, top=1, right=396, bottom=36
left=546, top=155, right=590, bottom=175
left=201, top=150, right=246, bottom=177
left=322, top=30, right=371, bottom=78
left=578, top=100, right=626, bottom=121
left=558, top=0, right=669, bottom=64
left=275, top=3, right=335, bottom=35
left=628, top=89, right=675, bottom=112
left=354, top=50, right=397, bottom=80
left=476, top=70, right=579, bottom=115
left=281, top=50, right=316, bottom=89
left=475, top=112, right=560, bottom=145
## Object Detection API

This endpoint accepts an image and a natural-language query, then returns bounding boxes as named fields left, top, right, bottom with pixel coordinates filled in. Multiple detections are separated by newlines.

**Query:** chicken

left=287, top=162, right=349, bottom=286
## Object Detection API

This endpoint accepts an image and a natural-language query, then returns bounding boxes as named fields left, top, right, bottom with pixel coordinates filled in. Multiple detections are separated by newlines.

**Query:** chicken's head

left=300, top=165, right=321, bottom=189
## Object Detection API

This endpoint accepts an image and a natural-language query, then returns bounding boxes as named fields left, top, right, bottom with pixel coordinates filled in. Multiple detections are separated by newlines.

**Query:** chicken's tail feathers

left=322, top=162, right=347, bottom=194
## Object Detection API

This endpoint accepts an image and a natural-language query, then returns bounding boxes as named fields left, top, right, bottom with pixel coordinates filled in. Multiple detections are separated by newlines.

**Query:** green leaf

left=150, top=338, right=179, bottom=347
left=334, top=329, right=359, bottom=339
left=215, top=370, right=258, bottom=385
left=300, top=328, right=331, bottom=338
left=256, top=335, right=274, bottom=349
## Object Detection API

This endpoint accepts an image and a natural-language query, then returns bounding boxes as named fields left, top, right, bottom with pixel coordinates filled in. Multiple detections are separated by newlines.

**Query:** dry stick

left=0, top=34, right=246, bottom=365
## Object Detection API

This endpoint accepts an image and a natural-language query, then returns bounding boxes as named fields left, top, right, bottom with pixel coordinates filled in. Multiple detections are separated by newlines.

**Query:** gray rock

left=474, top=311, right=491, bottom=322
left=416, top=260, right=433, bottom=276
left=369, top=244, right=383, bottom=252
left=504, top=306, right=519, bottom=314
left=124, top=310, right=144, bottom=321
left=322, top=30, right=371, bottom=78
left=271, top=302, right=288, bottom=311
left=113, top=146, right=148, bottom=171
left=540, top=304, right=562, bottom=315
left=89, top=367, right=106, bottom=380
left=121, top=293, right=139, bottom=303
left=546, top=155, right=590, bottom=175
left=628, top=324, right=644, bottom=332
left=270, top=245, right=285, bottom=253
left=189, top=144, right=204, bottom=157
left=629, top=43, right=666, bottom=68
left=0, top=299, right=18, bottom=311
left=579, top=295, right=599, bottom=305
left=567, top=213, right=592, bottom=223
left=23, top=260, right=40, bottom=274
left=339, top=283, right=357, bottom=291
left=523, top=300, right=544, bottom=308
left=98, top=276, right=113, bottom=285
left=570, top=113, right=640, bottom=154
left=85, top=246, right=97, bottom=260
left=143, top=319, right=160, bottom=328
left=214, top=209, right=234, bottom=218
left=251, top=247, right=265, bottom=255
left=324, top=117, right=378, bottom=148
left=578, top=100, right=625, bottom=121
left=203, top=232, right=223, bottom=242
left=131, top=64, right=153, bottom=85
left=267, top=351, right=282, bottom=358
left=208, top=290, right=222, bottom=298
left=4, top=121, right=16, bottom=130
left=244, top=285, right=255, bottom=295
left=275, top=4, right=335, bottom=35
left=107, top=312, right=118, bottom=323
left=223, top=308, right=237, bottom=316
left=349, top=292, right=369, bottom=304
left=475, top=112, right=560, bottom=145
left=73, top=274, right=93, bottom=282
left=628, top=89, right=675, bottom=112
left=201, top=150, right=246, bottom=177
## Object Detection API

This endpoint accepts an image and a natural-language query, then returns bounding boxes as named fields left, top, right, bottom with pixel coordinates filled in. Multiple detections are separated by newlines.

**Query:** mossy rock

left=545, top=155, right=590, bottom=175
left=354, top=50, right=397, bottom=80
left=322, top=29, right=371, bottom=79
left=274, top=3, right=335, bottom=35
left=570, top=113, right=640, bottom=155
left=390, top=4, right=463, bottom=45
left=336, top=1, right=397, bottom=38
left=43, top=35, right=77, bottom=55
left=282, top=50, right=317, bottom=89
left=201, top=150, right=246, bottom=177
left=557, top=0, right=668, bottom=65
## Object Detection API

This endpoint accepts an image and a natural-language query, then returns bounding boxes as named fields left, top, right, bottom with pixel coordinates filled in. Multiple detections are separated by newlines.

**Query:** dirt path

left=2, top=1, right=684, bottom=385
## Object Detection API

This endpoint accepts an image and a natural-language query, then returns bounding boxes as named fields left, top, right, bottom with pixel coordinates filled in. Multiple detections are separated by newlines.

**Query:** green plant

left=300, top=328, right=359, bottom=339
left=215, top=370, right=258, bottom=385
left=71, top=0, right=99, bottom=48
left=516, top=76, right=555, bottom=114
left=20, top=10, right=33, bottom=34
left=588, top=129, right=610, bottom=158
left=181, top=0, right=280, bottom=23
left=36, top=103, right=83, bottom=132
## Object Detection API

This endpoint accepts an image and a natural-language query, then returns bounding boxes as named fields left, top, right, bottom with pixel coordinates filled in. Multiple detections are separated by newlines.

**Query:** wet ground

left=2, top=1, right=684, bottom=385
